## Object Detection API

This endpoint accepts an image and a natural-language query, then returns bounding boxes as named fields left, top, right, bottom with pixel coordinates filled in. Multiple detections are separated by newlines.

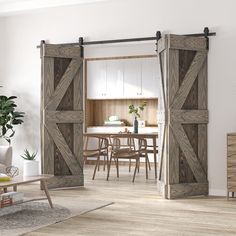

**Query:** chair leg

left=147, top=156, right=151, bottom=170
left=84, top=157, right=87, bottom=165
left=103, top=155, right=106, bottom=171
left=107, top=155, right=113, bottom=181
left=92, top=156, right=100, bottom=180
left=145, top=154, right=148, bottom=180
left=116, top=158, right=119, bottom=178
left=97, top=158, right=100, bottom=171
left=137, top=159, right=140, bottom=173
left=129, top=159, right=131, bottom=172
left=132, top=158, right=139, bottom=182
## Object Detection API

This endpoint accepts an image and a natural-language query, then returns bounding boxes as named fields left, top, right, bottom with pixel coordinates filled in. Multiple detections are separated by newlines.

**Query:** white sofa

left=0, top=146, right=12, bottom=173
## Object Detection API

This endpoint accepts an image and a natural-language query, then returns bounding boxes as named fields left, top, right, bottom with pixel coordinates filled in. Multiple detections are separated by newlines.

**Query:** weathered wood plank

left=171, top=123, right=207, bottom=183
left=74, top=63, right=84, bottom=172
left=228, top=135, right=236, bottom=146
left=178, top=50, right=197, bottom=183
left=46, top=58, right=81, bottom=110
left=227, top=159, right=236, bottom=165
left=171, top=52, right=207, bottom=109
left=168, top=35, right=207, bottom=51
left=43, top=44, right=81, bottom=58
left=158, top=123, right=166, bottom=181
left=53, top=57, right=72, bottom=176
left=45, top=175, right=84, bottom=189
left=168, top=182, right=208, bottom=199
left=168, top=49, right=179, bottom=184
left=159, top=50, right=167, bottom=112
left=170, top=110, right=208, bottom=123
left=198, top=125, right=207, bottom=173
left=158, top=49, right=168, bottom=185
left=198, top=58, right=208, bottom=174
left=45, top=111, right=83, bottom=123
left=157, top=35, right=167, bottom=54
left=169, top=127, right=179, bottom=184
left=42, top=57, right=54, bottom=174
left=168, top=49, right=179, bottom=104
left=46, top=123, right=82, bottom=175
left=198, top=57, right=208, bottom=109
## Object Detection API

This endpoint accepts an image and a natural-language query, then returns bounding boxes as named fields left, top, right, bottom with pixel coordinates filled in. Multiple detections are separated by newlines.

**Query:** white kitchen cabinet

left=141, top=57, right=159, bottom=98
left=123, top=59, right=142, bottom=98
left=87, top=60, right=107, bottom=99
left=123, top=57, right=159, bottom=98
left=87, top=57, right=159, bottom=99
left=106, top=60, right=124, bottom=98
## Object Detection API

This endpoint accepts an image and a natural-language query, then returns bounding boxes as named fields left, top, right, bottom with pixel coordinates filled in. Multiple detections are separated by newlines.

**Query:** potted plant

left=0, top=94, right=24, bottom=145
left=0, top=93, right=24, bottom=169
left=21, top=149, right=39, bottom=176
left=128, top=101, right=147, bottom=133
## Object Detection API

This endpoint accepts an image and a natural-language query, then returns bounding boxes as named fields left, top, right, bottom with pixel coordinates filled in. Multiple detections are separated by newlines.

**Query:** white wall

left=0, top=0, right=235, bottom=195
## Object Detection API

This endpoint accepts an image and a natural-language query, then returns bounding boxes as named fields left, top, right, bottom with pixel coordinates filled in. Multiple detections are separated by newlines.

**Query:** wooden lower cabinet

left=227, top=133, right=236, bottom=199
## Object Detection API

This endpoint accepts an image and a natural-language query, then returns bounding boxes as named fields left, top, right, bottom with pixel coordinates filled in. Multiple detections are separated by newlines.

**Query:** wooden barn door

left=41, top=43, right=84, bottom=189
left=157, top=35, right=208, bottom=199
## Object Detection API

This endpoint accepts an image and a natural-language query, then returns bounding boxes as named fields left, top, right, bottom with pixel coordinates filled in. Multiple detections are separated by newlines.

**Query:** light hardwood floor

left=22, top=165, right=236, bottom=236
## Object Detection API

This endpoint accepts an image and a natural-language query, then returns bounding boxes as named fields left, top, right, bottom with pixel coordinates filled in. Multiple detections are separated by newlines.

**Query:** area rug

left=0, top=200, right=113, bottom=236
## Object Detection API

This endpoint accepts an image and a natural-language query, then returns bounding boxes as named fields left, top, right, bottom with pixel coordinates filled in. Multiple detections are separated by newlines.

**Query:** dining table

left=84, top=132, right=158, bottom=179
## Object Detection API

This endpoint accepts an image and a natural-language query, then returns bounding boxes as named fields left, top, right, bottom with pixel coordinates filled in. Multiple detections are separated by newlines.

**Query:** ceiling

left=0, top=0, right=110, bottom=16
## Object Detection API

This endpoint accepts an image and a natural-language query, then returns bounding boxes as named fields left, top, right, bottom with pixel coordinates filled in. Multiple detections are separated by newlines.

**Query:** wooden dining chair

left=107, top=135, right=149, bottom=182
left=83, top=134, right=109, bottom=180
left=137, top=138, right=151, bottom=179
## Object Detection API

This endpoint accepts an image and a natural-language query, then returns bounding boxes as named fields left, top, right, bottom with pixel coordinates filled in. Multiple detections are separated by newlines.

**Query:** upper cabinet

left=141, top=57, right=159, bottom=98
left=87, top=60, right=107, bottom=99
left=86, top=57, right=159, bottom=99
left=106, top=59, right=124, bottom=98
left=123, top=59, right=142, bottom=98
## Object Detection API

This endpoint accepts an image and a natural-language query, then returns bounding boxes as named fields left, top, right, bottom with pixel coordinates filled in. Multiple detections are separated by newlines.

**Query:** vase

left=23, top=160, right=39, bottom=176
left=133, top=117, right=138, bottom=133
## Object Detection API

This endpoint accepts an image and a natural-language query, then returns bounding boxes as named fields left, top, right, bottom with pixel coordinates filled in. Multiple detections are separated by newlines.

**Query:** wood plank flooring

left=21, top=165, right=236, bottom=236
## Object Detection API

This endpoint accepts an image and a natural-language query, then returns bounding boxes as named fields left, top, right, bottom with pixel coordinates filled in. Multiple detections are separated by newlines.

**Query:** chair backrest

left=83, top=134, right=109, bottom=152
left=110, top=135, right=147, bottom=153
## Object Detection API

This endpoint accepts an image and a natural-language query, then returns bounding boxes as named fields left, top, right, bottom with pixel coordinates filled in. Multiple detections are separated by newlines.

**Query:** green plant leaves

left=128, top=101, right=147, bottom=118
left=2, top=126, right=6, bottom=135
left=0, top=94, right=24, bottom=143
left=21, top=149, right=37, bottom=161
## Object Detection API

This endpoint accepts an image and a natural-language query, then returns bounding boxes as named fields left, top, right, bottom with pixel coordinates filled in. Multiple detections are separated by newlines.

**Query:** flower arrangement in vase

left=128, top=101, right=147, bottom=133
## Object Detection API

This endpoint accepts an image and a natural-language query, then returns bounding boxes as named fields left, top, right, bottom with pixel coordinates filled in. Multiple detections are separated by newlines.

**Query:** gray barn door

left=41, top=42, right=84, bottom=189
left=157, top=35, right=208, bottom=199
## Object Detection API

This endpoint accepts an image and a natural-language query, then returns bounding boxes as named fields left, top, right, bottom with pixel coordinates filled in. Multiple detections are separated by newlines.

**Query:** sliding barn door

left=157, top=35, right=208, bottom=199
left=41, top=43, right=84, bottom=189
